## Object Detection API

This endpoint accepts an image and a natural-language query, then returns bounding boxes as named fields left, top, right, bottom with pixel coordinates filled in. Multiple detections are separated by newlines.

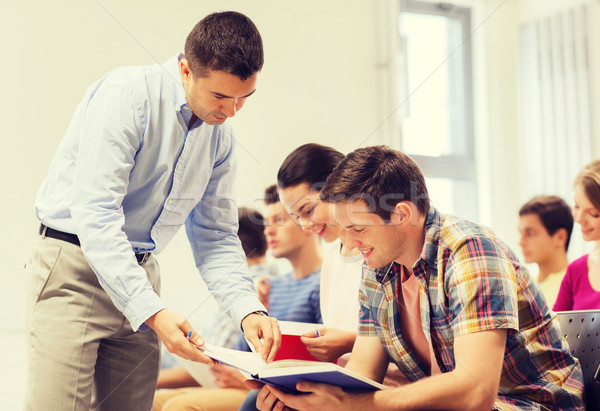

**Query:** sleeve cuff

left=230, top=296, right=269, bottom=331
left=122, top=288, right=166, bottom=331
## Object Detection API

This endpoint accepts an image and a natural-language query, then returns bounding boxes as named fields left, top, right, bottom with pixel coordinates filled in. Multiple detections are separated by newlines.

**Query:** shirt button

left=168, top=200, right=173, bottom=205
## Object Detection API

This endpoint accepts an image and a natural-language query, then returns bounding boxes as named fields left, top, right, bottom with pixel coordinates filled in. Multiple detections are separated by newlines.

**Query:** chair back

left=556, top=310, right=600, bottom=410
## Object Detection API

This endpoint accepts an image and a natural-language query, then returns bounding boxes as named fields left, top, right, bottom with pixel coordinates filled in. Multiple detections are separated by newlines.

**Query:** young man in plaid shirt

left=247, top=145, right=584, bottom=410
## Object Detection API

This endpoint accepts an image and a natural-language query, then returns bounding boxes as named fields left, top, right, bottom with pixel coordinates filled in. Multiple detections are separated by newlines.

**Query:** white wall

left=0, top=1, right=381, bottom=407
left=1, top=0, right=596, bottom=408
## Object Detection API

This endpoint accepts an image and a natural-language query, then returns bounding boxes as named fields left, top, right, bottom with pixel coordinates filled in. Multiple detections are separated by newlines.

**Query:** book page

left=202, top=343, right=265, bottom=376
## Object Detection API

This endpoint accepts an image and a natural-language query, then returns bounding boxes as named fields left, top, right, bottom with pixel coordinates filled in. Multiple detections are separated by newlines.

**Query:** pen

left=315, top=329, right=320, bottom=338
left=188, top=331, right=205, bottom=352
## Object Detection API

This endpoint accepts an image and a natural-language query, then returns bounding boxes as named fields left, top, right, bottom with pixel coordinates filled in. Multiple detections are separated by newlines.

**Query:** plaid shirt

left=358, top=208, right=584, bottom=410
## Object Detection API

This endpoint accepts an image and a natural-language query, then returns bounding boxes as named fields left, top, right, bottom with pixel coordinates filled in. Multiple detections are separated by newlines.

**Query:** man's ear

left=553, top=228, right=568, bottom=248
left=391, top=202, right=412, bottom=225
left=179, top=58, right=192, bottom=82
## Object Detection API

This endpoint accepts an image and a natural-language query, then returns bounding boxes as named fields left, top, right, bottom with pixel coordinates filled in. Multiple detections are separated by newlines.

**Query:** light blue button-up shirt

left=35, top=54, right=265, bottom=331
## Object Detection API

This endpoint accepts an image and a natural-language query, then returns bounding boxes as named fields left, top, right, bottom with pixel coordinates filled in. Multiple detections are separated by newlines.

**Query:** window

left=395, top=1, right=477, bottom=220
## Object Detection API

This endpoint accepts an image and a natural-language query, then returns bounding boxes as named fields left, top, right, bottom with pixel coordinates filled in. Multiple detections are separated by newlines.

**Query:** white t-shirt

left=320, top=240, right=363, bottom=331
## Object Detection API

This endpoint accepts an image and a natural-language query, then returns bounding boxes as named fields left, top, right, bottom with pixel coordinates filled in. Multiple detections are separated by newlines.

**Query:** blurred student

left=554, top=159, right=600, bottom=311
left=153, top=189, right=322, bottom=411
left=248, top=146, right=583, bottom=411
left=236, top=185, right=323, bottom=342
left=156, top=207, right=276, bottom=389
left=518, top=195, right=574, bottom=306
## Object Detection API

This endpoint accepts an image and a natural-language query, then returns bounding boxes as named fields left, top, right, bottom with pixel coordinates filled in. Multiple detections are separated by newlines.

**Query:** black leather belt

left=39, top=224, right=151, bottom=264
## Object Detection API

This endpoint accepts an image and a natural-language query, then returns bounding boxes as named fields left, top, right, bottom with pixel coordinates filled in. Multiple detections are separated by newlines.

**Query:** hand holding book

left=300, top=328, right=357, bottom=362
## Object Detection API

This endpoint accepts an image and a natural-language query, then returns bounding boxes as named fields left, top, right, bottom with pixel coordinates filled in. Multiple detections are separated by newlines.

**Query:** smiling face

left=279, top=182, right=342, bottom=243
left=573, top=183, right=600, bottom=242
left=334, top=200, right=411, bottom=269
left=179, top=58, right=257, bottom=125
left=518, top=213, right=562, bottom=264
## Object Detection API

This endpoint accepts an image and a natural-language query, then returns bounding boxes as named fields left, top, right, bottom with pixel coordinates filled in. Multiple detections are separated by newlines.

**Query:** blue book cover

left=201, top=343, right=386, bottom=393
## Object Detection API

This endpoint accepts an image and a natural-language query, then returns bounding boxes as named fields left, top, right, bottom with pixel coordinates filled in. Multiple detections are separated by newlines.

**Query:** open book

left=201, top=343, right=386, bottom=393
left=176, top=321, right=325, bottom=387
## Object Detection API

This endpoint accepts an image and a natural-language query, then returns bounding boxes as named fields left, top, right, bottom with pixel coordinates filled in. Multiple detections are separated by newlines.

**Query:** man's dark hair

left=277, top=143, right=345, bottom=191
left=264, top=184, right=279, bottom=205
left=237, top=207, right=267, bottom=257
left=184, top=11, right=263, bottom=80
left=519, top=195, right=574, bottom=251
left=321, top=145, right=430, bottom=222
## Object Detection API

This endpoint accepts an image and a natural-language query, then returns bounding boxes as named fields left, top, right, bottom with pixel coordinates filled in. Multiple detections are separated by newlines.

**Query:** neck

left=537, top=252, right=568, bottom=281
left=188, top=113, right=198, bottom=129
left=395, top=215, right=427, bottom=276
left=287, top=240, right=323, bottom=280
left=246, top=255, right=267, bottom=267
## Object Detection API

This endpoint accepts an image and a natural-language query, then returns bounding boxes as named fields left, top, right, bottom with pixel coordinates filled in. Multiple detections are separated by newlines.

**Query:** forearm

left=344, top=337, right=388, bottom=383
left=367, top=371, right=497, bottom=411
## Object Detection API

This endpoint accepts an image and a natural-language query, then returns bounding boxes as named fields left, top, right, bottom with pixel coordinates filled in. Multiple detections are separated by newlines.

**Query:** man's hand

left=254, top=381, right=365, bottom=411
left=210, top=364, right=247, bottom=389
left=241, top=312, right=281, bottom=362
left=144, top=308, right=214, bottom=364
left=300, top=328, right=356, bottom=362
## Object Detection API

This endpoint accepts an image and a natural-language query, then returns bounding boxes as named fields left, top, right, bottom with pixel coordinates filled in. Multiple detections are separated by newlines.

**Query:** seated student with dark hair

left=518, top=195, right=574, bottom=306
left=154, top=191, right=322, bottom=411
left=235, top=185, right=323, bottom=348
left=248, top=146, right=584, bottom=411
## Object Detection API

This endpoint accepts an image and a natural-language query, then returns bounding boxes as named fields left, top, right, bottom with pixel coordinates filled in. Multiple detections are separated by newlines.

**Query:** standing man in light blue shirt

left=26, top=11, right=280, bottom=411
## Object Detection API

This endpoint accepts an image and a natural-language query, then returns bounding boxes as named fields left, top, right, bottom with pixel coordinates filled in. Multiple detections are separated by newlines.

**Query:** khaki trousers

left=25, top=236, right=161, bottom=411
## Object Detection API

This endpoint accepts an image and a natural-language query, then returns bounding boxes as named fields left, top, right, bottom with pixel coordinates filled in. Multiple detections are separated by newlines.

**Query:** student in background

left=249, top=146, right=583, bottom=411
left=518, top=195, right=574, bottom=306
left=554, top=159, right=600, bottom=311
left=153, top=188, right=322, bottom=411
left=236, top=185, right=323, bottom=339
left=156, top=207, right=276, bottom=390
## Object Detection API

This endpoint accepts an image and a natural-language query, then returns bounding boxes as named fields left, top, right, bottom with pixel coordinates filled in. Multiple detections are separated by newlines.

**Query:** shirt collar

left=419, top=207, right=442, bottom=271
left=368, top=207, right=441, bottom=284
left=163, top=53, right=190, bottom=113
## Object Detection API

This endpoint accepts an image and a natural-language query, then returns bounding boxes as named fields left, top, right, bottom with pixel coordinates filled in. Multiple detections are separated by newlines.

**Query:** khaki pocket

left=28, top=238, right=63, bottom=304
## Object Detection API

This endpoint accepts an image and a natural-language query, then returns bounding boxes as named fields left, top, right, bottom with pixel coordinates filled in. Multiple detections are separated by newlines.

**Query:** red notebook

left=274, top=321, right=336, bottom=363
